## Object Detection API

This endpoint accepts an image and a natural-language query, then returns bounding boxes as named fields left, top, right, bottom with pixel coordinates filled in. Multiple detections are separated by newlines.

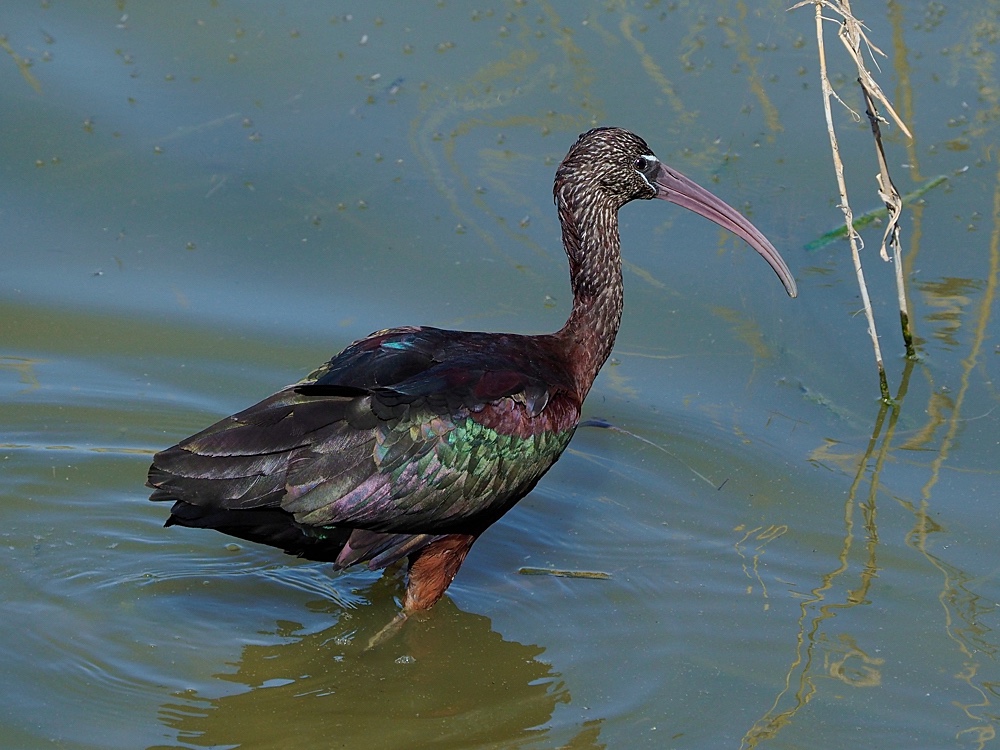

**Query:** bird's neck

left=553, top=196, right=624, bottom=400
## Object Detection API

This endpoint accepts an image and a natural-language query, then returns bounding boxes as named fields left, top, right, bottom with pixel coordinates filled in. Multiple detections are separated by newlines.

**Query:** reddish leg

left=366, top=534, right=477, bottom=648
left=403, top=534, right=477, bottom=611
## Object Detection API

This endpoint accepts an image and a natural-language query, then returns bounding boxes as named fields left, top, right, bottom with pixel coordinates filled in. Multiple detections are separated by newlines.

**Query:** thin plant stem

left=800, top=0, right=890, bottom=400
left=860, top=85, right=916, bottom=356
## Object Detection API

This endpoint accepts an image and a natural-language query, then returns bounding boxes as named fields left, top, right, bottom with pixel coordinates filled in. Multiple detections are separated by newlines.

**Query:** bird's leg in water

left=367, top=534, right=477, bottom=648
left=404, top=534, right=477, bottom=610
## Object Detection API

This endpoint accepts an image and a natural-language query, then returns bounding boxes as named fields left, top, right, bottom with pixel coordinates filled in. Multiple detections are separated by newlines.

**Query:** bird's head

left=556, top=127, right=659, bottom=208
left=556, top=127, right=797, bottom=298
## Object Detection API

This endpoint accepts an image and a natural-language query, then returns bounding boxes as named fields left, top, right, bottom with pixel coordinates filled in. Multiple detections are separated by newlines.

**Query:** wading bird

left=148, top=127, right=796, bottom=633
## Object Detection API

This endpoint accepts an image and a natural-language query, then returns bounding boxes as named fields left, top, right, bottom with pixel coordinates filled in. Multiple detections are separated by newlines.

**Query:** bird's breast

left=470, top=392, right=580, bottom=442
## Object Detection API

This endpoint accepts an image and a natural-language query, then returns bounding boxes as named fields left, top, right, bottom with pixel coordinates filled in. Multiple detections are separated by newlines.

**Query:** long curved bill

left=653, top=162, right=797, bottom=298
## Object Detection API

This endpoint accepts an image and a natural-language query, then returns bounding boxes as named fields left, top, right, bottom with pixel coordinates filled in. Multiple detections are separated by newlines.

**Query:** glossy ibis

left=148, top=127, right=796, bottom=631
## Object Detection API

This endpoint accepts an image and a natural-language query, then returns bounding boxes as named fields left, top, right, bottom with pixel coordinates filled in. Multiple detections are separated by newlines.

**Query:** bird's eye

left=634, top=157, right=649, bottom=171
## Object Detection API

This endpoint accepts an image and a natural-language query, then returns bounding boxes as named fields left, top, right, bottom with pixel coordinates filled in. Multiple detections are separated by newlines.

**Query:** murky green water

left=2, top=2, right=998, bottom=748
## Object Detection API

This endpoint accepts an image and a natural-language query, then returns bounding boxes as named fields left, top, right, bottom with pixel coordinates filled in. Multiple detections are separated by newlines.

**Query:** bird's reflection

left=155, top=573, right=604, bottom=749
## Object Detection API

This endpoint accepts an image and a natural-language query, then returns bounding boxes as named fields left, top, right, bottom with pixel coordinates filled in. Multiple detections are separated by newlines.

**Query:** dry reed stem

left=792, top=0, right=888, bottom=399
left=833, top=0, right=915, bottom=355
left=790, top=0, right=915, bottom=396
left=862, top=86, right=915, bottom=356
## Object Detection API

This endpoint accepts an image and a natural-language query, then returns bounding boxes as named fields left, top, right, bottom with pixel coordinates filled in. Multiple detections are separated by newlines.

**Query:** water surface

left=2, top=2, right=998, bottom=748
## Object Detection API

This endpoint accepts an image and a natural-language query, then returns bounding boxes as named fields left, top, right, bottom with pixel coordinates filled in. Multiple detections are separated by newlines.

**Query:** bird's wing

left=149, top=327, right=580, bottom=546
